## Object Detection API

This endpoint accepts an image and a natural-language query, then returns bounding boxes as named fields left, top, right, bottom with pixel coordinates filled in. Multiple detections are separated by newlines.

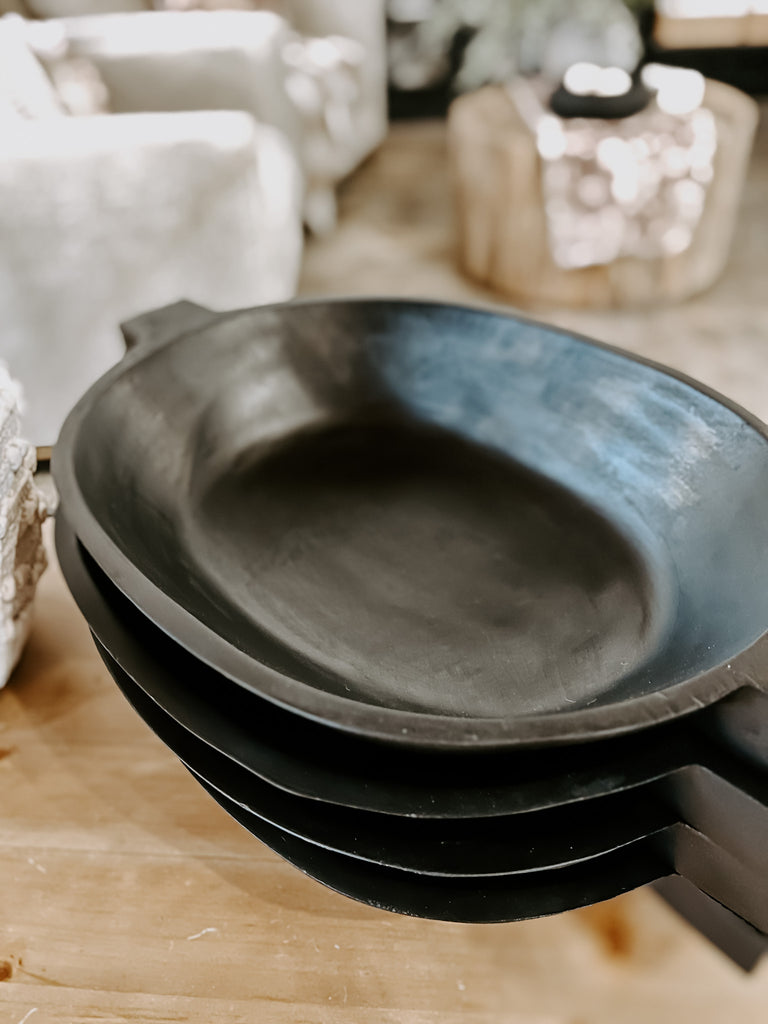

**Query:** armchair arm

left=0, top=110, right=302, bottom=440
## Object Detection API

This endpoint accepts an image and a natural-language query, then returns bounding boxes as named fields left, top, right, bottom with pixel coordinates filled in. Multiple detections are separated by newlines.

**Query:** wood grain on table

left=3, top=110, right=768, bottom=1022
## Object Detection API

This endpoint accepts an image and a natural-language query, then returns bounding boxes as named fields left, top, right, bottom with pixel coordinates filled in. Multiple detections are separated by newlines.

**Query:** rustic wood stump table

left=448, top=81, right=758, bottom=308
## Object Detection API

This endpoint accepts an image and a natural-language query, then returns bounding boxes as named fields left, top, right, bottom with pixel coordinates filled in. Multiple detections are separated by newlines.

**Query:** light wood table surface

left=3, top=109, right=768, bottom=1023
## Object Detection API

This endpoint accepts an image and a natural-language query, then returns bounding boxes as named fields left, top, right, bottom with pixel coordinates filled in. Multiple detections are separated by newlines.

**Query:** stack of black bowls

left=52, top=298, right=768, bottom=965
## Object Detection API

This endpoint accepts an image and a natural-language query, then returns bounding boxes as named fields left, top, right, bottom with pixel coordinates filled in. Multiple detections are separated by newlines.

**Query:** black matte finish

left=56, top=516, right=768, bottom=821
left=58, top=518, right=768, bottom=929
left=96, top=637, right=679, bottom=876
left=94, top=637, right=768, bottom=891
left=59, top=514, right=768, bottom=886
left=53, top=299, right=768, bottom=749
left=194, top=767, right=768, bottom=932
left=195, top=772, right=674, bottom=923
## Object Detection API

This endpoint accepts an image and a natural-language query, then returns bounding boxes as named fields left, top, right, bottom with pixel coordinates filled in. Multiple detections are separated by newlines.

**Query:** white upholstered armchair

left=0, top=2, right=386, bottom=440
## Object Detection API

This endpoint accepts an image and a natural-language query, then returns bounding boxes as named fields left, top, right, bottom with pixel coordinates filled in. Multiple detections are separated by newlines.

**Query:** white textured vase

left=0, top=365, right=47, bottom=687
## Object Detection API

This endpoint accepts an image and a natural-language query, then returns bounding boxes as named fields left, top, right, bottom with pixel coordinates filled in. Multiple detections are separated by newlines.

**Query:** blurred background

left=0, top=0, right=766, bottom=446
left=1, top=1, right=768, bottom=1016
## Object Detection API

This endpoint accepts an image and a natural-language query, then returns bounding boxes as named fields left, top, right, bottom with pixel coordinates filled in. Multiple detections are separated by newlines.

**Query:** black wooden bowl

left=53, top=299, right=768, bottom=749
